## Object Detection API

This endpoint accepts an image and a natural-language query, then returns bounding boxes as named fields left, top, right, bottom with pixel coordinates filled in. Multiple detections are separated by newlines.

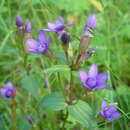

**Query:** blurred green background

left=0, top=0, right=130, bottom=129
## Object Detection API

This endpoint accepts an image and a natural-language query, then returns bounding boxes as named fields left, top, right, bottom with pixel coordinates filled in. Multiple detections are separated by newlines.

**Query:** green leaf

left=20, top=75, right=41, bottom=99
left=68, top=100, right=97, bottom=129
left=41, top=92, right=67, bottom=111
left=43, top=65, right=70, bottom=75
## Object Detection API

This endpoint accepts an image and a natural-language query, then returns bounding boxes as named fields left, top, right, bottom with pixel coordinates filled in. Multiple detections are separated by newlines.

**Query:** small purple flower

left=44, top=80, right=49, bottom=88
left=86, top=14, right=97, bottom=29
left=16, top=15, right=23, bottom=27
left=42, top=16, right=75, bottom=32
left=79, top=64, right=108, bottom=90
left=26, top=115, right=34, bottom=124
left=25, top=30, right=51, bottom=54
left=100, top=100, right=122, bottom=120
left=0, top=82, right=16, bottom=98
left=25, top=22, right=32, bottom=33
left=82, top=14, right=97, bottom=37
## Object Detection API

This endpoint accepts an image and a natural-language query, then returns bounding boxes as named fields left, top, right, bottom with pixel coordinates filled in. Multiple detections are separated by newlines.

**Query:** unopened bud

left=16, top=15, right=23, bottom=27
left=58, top=31, right=70, bottom=45
left=79, top=35, right=91, bottom=54
left=25, top=22, right=32, bottom=34
left=44, top=80, right=49, bottom=88
left=26, top=116, right=34, bottom=124
left=78, top=47, right=96, bottom=64
left=86, top=14, right=97, bottom=29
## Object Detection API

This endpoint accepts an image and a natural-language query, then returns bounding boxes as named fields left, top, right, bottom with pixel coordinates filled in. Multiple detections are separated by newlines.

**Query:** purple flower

left=25, top=30, right=51, bottom=54
left=58, top=30, right=70, bottom=44
left=100, top=100, right=122, bottom=120
left=26, top=115, right=34, bottom=124
left=25, top=22, right=32, bottom=33
left=79, top=64, right=108, bottom=90
left=42, top=16, right=75, bottom=32
left=86, top=14, right=97, bottom=29
left=44, top=80, right=49, bottom=88
left=16, top=15, right=23, bottom=27
left=81, top=14, right=97, bottom=37
left=0, top=82, right=16, bottom=98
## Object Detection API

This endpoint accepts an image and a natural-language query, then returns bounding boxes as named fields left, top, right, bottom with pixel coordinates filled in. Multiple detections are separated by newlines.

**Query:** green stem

left=62, top=108, right=69, bottom=130
left=57, top=72, right=64, bottom=94
left=41, top=56, right=51, bottom=93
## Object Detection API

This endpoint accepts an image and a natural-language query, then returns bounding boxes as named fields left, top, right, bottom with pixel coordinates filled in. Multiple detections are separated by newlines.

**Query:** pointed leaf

left=41, top=92, right=67, bottom=111
left=68, top=100, right=97, bottom=129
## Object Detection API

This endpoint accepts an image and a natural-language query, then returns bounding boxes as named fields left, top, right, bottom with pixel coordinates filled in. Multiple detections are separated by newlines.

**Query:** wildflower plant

left=0, top=11, right=129, bottom=130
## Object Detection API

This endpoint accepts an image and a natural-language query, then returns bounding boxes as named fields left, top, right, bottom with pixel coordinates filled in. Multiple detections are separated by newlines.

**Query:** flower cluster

left=16, top=15, right=32, bottom=35
left=13, top=14, right=122, bottom=122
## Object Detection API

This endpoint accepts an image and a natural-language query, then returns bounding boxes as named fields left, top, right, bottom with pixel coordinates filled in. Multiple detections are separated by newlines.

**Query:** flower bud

left=78, top=47, right=96, bottom=64
left=79, top=35, right=91, bottom=54
left=58, top=31, right=70, bottom=45
left=25, top=22, right=32, bottom=33
left=16, top=15, right=23, bottom=27
left=26, top=116, right=34, bottom=124
left=86, top=14, right=97, bottom=29
left=44, top=80, right=49, bottom=88
left=42, top=114, right=48, bottom=119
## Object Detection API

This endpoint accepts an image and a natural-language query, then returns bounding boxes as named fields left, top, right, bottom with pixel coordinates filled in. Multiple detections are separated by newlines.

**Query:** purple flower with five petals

left=25, top=30, right=51, bottom=54
left=42, top=16, right=75, bottom=32
left=79, top=64, right=108, bottom=90
left=100, top=100, right=121, bottom=120
left=42, top=16, right=75, bottom=45
left=0, top=82, right=16, bottom=98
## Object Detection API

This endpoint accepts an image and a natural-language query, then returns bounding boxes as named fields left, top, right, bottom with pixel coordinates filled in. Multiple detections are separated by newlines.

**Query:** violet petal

left=79, top=70, right=88, bottom=83
left=88, top=64, right=98, bottom=77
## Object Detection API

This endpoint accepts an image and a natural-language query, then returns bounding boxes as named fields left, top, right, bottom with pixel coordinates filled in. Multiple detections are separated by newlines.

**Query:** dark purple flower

left=41, top=114, right=48, bottom=119
left=42, top=16, right=75, bottom=32
left=100, top=100, right=121, bottom=120
left=0, top=82, right=16, bottom=98
left=58, top=30, right=70, bottom=45
left=25, top=22, right=32, bottom=33
left=25, top=30, right=51, bottom=54
left=86, top=14, right=97, bottom=29
left=16, top=15, right=23, bottom=27
left=79, top=64, right=108, bottom=90
left=26, top=115, right=34, bottom=124
left=44, top=80, right=49, bottom=88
